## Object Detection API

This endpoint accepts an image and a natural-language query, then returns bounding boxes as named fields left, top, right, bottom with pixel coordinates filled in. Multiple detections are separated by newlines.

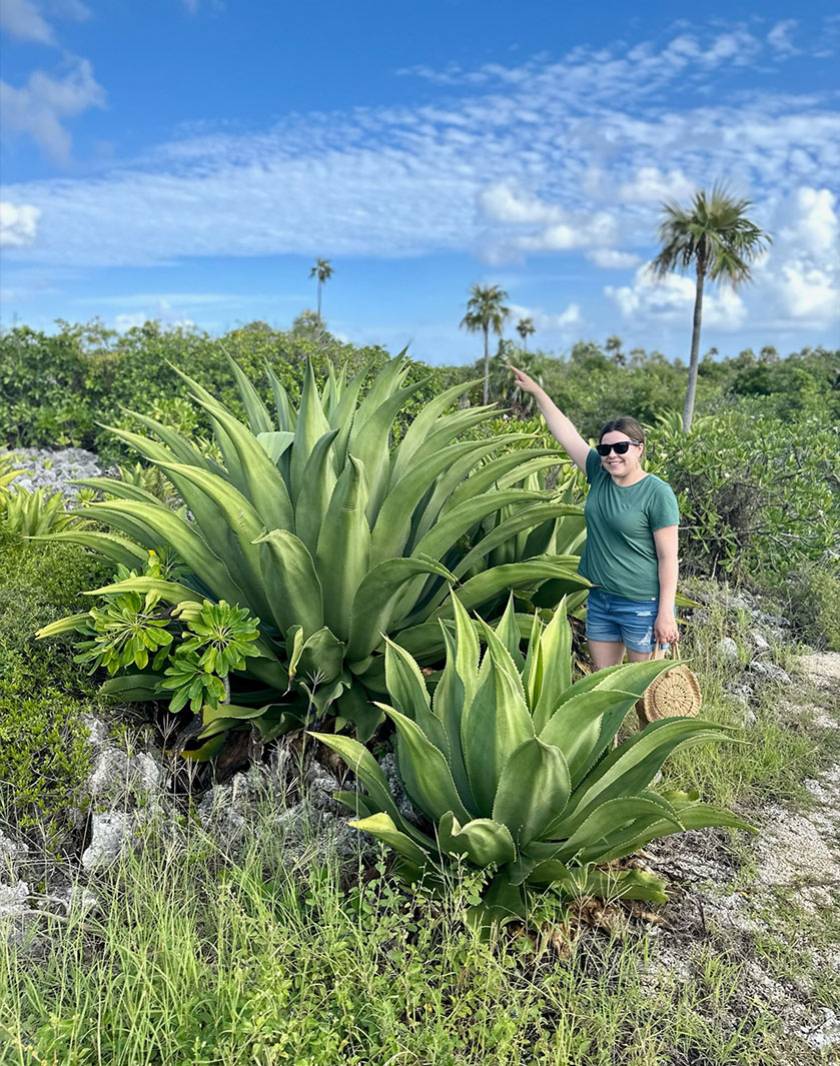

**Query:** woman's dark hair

left=598, top=416, right=645, bottom=446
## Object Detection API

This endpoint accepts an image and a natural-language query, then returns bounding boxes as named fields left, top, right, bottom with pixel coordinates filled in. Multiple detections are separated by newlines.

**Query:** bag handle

left=652, top=641, right=682, bottom=661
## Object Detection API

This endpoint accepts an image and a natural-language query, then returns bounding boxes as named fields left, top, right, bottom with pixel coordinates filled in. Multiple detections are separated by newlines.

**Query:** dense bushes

left=0, top=321, right=455, bottom=462
left=0, top=536, right=110, bottom=849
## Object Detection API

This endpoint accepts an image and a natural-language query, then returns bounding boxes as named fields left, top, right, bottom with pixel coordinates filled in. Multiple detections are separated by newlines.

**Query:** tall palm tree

left=651, top=186, right=770, bottom=432
left=515, top=316, right=535, bottom=350
left=309, top=258, right=334, bottom=320
left=460, top=284, right=510, bottom=404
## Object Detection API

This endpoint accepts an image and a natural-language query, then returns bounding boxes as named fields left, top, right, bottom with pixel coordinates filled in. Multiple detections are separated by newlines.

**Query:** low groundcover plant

left=314, top=593, right=753, bottom=930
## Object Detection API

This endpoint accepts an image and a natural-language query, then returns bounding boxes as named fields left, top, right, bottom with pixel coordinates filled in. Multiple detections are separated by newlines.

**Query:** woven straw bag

left=636, top=643, right=702, bottom=724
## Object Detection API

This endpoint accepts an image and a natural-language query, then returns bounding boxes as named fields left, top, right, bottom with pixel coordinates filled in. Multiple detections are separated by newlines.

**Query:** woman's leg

left=588, top=639, right=627, bottom=670
left=626, top=647, right=653, bottom=663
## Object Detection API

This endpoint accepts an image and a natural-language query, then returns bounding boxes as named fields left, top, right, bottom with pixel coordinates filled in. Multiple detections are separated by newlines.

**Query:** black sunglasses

left=596, top=440, right=641, bottom=456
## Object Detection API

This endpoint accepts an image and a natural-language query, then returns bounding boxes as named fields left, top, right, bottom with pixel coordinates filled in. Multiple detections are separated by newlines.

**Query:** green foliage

left=0, top=485, right=74, bottom=537
left=316, top=593, right=750, bottom=931
left=40, top=356, right=587, bottom=757
left=785, top=561, right=840, bottom=651
left=647, top=410, right=839, bottom=581
left=0, top=536, right=108, bottom=850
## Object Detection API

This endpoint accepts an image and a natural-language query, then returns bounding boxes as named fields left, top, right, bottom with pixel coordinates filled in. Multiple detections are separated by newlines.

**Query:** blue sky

left=1, top=1, right=838, bottom=364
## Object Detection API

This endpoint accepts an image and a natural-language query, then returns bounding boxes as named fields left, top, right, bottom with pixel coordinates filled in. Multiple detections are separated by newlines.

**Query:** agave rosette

left=39, top=355, right=589, bottom=753
left=313, top=593, right=753, bottom=929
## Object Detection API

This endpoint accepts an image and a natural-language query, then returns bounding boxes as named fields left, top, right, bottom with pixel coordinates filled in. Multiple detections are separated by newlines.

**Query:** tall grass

left=2, top=805, right=789, bottom=1066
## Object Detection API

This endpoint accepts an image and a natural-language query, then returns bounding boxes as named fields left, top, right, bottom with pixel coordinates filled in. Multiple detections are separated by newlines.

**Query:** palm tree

left=460, top=284, right=510, bottom=404
left=516, top=317, right=535, bottom=350
left=651, top=186, right=770, bottom=432
left=309, top=258, right=333, bottom=320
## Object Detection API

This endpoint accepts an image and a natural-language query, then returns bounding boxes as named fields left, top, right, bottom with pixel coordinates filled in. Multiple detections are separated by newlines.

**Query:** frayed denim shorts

left=585, top=587, right=664, bottom=654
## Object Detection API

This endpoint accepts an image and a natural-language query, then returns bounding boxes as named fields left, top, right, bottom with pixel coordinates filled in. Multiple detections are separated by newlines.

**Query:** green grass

left=1, top=806, right=794, bottom=1066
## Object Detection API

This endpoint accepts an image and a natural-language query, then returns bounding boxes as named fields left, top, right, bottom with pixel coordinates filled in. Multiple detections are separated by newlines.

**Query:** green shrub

left=646, top=410, right=838, bottom=583
left=0, top=688, right=91, bottom=850
left=0, top=538, right=107, bottom=849
left=785, top=561, right=840, bottom=652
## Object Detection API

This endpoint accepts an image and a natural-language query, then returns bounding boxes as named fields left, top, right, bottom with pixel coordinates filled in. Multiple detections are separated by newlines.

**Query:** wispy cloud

left=2, top=22, right=838, bottom=336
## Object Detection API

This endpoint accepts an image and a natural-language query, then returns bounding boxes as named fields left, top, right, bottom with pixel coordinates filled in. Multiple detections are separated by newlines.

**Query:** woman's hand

left=510, top=366, right=543, bottom=397
left=654, top=610, right=679, bottom=646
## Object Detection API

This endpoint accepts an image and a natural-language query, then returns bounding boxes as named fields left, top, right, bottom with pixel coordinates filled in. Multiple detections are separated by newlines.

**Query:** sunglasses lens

left=597, top=441, right=633, bottom=456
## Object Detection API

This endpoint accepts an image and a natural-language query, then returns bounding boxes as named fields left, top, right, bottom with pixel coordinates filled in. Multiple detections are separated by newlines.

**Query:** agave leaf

left=333, top=685, right=383, bottom=742
left=389, top=377, right=479, bottom=483
left=294, top=429, right=339, bottom=555
left=84, top=576, right=203, bottom=605
left=225, top=353, right=274, bottom=434
left=310, top=731, right=406, bottom=825
left=426, top=559, right=588, bottom=623
left=121, top=409, right=221, bottom=475
left=80, top=500, right=242, bottom=603
left=72, top=476, right=163, bottom=506
left=35, top=612, right=91, bottom=640
left=450, top=503, right=580, bottom=582
left=265, top=365, right=297, bottom=432
left=377, top=703, right=472, bottom=825
left=490, top=594, right=524, bottom=669
left=371, top=438, right=503, bottom=565
left=382, top=638, right=448, bottom=753
left=465, top=873, right=527, bottom=934
left=290, top=360, right=332, bottom=502
left=256, top=431, right=295, bottom=464
left=461, top=641, right=533, bottom=817
left=492, top=737, right=571, bottom=846
left=350, top=812, right=431, bottom=867
left=99, top=672, right=162, bottom=702
left=549, top=719, right=738, bottom=839
left=315, top=457, right=370, bottom=641
left=544, top=795, right=683, bottom=862
left=347, top=556, right=456, bottom=663
left=540, top=689, right=640, bottom=784
left=29, top=531, right=147, bottom=569
left=431, top=625, right=476, bottom=812
left=530, top=597, right=572, bottom=732
left=255, top=529, right=324, bottom=637
left=328, top=363, right=367, bottom=469
left=181, top=733, right=230, bottom=761
left=437, top=812, right=516, bottom=866
left=183, top=398, right=294, bottom=532
left=585, top=804, right=755, bottom=866
left=333, top=790, right=375, bottom=818
left=350, top=378, right=429, bottom=523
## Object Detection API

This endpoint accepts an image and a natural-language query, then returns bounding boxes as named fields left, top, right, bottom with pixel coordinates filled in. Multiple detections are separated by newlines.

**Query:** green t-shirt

left=578, top=448, right=680, bottom=600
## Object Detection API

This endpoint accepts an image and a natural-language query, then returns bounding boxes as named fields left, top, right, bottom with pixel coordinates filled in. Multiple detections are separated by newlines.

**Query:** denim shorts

left=585, top=587, right=665, bottom=654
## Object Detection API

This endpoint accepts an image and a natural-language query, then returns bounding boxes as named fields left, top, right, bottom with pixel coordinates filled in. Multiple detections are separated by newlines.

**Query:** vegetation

left=651, top=186, right=771, bottom=431
left=317, top=593, right=749, bottom=930
left=36, top=354, right=587, bottom=757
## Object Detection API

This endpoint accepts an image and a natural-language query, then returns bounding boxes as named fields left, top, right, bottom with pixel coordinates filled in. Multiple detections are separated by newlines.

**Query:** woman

left=511, top=368, right=680, bottom=669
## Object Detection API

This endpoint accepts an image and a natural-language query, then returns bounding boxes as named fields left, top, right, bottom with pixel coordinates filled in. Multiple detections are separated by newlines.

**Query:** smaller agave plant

left=313, top=593, right=753, bottom=930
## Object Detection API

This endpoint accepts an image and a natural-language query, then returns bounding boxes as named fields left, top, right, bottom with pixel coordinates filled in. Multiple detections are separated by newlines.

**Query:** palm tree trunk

left=683, top=265, right=705, bottom=432
left=317, top=280, right=322, bottom=319
left=483, top=326, right=490, bottom=404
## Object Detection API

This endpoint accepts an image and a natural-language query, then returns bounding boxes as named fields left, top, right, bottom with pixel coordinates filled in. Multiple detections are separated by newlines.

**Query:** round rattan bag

left=636, top=642, right=702, bottom=724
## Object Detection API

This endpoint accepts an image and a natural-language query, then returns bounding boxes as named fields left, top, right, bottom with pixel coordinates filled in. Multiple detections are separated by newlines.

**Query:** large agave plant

left=313, top=593, right=753, bottom=930
left=39, top=355, right=588, bottom=753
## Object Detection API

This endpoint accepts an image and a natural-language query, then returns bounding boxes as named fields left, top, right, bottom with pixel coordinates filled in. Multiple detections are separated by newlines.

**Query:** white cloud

left=768, top=19, right=799, bottom=56
left=0, top=56, right=106, bottom=160
left=617, top=166, right=696, bottom=205
left=0, top=201, right=41, bottom=246
left=606, top=266, right=747, bottom=330
left=479, top=182, right=564, bottom=226
left=0, top=0, right=54, bottom=44
left=509, top=302, right=581, bottom=331
left=586, top=248, right=640, bottom=269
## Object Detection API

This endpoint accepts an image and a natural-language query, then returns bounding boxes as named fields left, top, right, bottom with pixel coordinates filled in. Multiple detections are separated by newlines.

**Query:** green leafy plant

left=0, top=485, right=74, bottom=537
left=39, top=355, right=588, bottom=755
left=314, top=593, right=752, bottom=931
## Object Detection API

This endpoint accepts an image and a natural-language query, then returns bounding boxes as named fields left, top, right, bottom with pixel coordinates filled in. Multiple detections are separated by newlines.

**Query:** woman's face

left=598, top=431, right=644, bottom=477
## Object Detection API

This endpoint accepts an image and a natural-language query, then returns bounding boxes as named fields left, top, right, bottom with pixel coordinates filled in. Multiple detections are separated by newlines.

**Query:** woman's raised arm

left=510, top=367, right=590, bottom=472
